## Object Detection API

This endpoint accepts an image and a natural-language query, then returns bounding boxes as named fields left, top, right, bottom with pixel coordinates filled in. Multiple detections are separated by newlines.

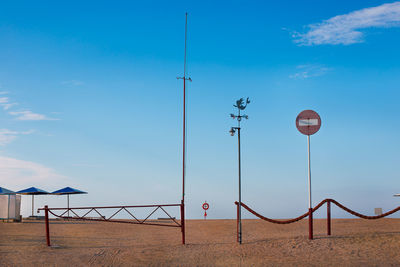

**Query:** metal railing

left=38, top=202, right=184, bottom=246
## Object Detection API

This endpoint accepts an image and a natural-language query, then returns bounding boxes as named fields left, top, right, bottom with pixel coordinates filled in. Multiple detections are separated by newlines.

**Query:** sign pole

left=307, top=135, right=311, bottom=209
left=202, top=202, right=209, bottom=219
left=296, top=109, right=321, bottom=241
left=307, top=135, right=313, bottom=240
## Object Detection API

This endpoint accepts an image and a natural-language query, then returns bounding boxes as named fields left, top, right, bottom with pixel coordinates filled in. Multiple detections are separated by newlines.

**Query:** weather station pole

left=177, top=12, right=191, bottom=245
left=230, top=98, right=250, bottom=245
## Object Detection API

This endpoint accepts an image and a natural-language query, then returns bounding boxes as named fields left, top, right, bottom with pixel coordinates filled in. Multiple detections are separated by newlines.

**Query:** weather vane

left=233, top=97, right=250, bottom=110
left=229, top=97, right=250, bottom=244
left=230, top=97, right=250, bottom=135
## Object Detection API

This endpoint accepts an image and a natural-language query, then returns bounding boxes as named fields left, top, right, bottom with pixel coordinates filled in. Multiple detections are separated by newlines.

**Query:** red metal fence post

left=45, top=205, right=50, bottom=246
left=308, top=208, right=313, bottom=240
left=237, top=203, right=239, bottom=243
left=327, top=200, right=331, bottom=236
left=181, top=200, right=185, bottom=244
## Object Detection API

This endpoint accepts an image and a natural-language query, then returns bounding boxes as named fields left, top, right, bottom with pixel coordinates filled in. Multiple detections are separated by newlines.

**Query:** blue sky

left=1, top=0, right=400, bottom=219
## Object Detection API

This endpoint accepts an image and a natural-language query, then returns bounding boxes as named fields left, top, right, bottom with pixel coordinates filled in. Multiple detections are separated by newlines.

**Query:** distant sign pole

left=296, top=110, right=321, bottom=240
left=202, top=202, right=209, bottom=219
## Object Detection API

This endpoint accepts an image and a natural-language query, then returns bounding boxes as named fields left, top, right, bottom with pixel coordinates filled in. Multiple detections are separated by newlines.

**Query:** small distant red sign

left=296, top=110, right=321, bottom=136
left=202, top=202, right=209, bottom=220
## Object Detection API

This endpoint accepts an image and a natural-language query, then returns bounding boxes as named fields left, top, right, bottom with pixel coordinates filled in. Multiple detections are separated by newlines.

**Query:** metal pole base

left=327, top=201, right=331, bottom=236
left=308, top=208, right=313, bottom=240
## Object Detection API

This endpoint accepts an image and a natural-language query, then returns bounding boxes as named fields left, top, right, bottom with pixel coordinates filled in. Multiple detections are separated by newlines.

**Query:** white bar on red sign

left=299, top=119, right=318, bottom=126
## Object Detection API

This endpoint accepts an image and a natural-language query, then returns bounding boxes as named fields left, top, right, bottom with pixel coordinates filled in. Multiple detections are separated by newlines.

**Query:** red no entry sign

left=202, top=202, right=209, bottom=210
left=296, top=110, right=321, bottom=136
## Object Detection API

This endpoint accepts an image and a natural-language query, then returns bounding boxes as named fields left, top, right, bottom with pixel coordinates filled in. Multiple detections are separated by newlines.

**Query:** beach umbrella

left=0, top=187, right=15, bottom=195
left=52, top=187, right=87, bottom=217
left=16, top=187, right=49, bottom=217
left=0, top=187, right=15, bottom=221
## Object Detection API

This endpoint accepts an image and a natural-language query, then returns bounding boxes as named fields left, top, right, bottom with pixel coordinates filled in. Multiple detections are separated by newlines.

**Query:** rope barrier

left=235, top=199, right=400, bottom=224
left=329, top=199, right=400, bottom=220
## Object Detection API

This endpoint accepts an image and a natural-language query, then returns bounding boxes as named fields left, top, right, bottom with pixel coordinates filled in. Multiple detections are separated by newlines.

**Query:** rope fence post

left=181, top=200, right=185, bottom=244
left=44, top=205, right=50, bottom=246
left=308, top=208, right=313, bottom=240
left=237, top=202, right=239, bottom=242
left=327, top=200, right=331, bottom=236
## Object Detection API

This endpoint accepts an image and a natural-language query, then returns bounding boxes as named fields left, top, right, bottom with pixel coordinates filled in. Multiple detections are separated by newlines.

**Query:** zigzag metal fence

left=235, top=199, right=400, bottom=242
left=38, top=203, right=184, bottom=246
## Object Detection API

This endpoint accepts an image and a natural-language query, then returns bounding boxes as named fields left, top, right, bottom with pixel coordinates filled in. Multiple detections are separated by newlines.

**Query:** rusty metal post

left=327, top=200, right=331, bottom=236
left=308, top=208, right=313, bottom=240
left=181, top=200, right=185, bottom=244
left=45, top=205, right=50, bottom=246
left=236, top=202, right=239, bottom=242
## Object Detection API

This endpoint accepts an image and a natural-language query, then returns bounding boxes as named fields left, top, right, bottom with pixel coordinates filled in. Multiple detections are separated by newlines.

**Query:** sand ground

left=1, top=218, right=400, bottom=266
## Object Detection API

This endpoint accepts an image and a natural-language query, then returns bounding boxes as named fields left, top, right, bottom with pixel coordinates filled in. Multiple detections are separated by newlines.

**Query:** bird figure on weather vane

left=234, top=98, right=250, bottom=110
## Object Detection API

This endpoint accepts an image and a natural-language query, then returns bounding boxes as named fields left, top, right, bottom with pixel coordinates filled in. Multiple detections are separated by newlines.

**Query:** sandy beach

left=1, top=218, right=400, bottom=266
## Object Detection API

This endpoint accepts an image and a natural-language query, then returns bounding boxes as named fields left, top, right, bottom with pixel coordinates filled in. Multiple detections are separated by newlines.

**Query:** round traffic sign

left=296, top=110, right=321, bottom=136
left=202, top=202, right=209, bottom=210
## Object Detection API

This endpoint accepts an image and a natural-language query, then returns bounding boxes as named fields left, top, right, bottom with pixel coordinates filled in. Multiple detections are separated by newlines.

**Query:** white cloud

left=8, top=111, right=58, bottom=121
left=61, top=80, right=84, bottom=86
left=289, top=64, right=331, bottom=79
left=0, top=97, right=9, bottom=103
left=0, top=156, right=67, bottom=189
left=293, top=2, right=400, bottom=45
left=2, top=103, right=17, bottom=110
left=0, top=129, right=35, bottom=146
left=0, top=95, right=17, bottom=110
left=0, top=91, right=57, bottom=119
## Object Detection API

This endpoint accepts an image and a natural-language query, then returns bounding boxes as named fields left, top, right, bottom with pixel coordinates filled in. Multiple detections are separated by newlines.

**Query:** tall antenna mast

left=177, top=12, right=191, bottom=245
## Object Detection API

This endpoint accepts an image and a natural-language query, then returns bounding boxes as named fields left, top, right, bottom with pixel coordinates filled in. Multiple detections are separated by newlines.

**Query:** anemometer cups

left=229, top=127, right=236, bottom=136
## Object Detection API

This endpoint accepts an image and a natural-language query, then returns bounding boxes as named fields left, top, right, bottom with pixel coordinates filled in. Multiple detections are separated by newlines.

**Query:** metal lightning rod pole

left=182, top=13, right=187, bottom=205
left=177, top=12, right=191, bottom=245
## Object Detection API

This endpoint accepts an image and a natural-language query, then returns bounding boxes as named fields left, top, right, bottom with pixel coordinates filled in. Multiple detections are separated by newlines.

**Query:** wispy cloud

left=0, top=97, right=9, bottom=103
left=2, top=103, right=17, bottom=110
left=0, top=91, right=58, bottom=119
left=0, top=95, right=17, bottom=110
left=8, top=111, right=58, bottom=121
left=289, top=64, right=331, bottom=79
left=0, top=129, right=34, bottom=146
left=293, top=2, right=400, bottom=45
left=0, top=156, right=67, bottom=189
left=61, top=80, right=84, bottom=86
